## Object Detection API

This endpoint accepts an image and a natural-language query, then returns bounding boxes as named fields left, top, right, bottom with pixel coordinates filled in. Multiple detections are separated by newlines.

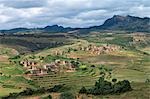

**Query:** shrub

left=79, top=86, right=87, bottom=94
left=2, top=84, right=64, bottom=99
left=112, top=78, right=117, bottom=83
left=2, top=93, right=19, bottom=99
left=113, top=80, right=132, bottom=93
left=91, top=65, right=96, bottom=68
left=145, top=79, right=150, bottom=83
left=79, top=65, right=87, bottom=71
left=47, top=84, right=64, bottom=92
left=19, top=88, right=34, bottom=96
left=43, top=95, right=52, bottom=99
left=60, top=92, right=75, bottom=99
left=70, top=61, right=80, bottom=68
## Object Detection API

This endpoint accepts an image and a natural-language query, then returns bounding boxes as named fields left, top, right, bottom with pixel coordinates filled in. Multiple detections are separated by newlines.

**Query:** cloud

left=0, top=0, right=149, bottom=29
left=0, top=0, right=47, bottom=8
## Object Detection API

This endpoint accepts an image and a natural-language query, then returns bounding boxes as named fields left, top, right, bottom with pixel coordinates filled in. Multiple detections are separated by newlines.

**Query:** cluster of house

left=79, top=44, right=120, bottom=55
left=20, top=59, right=76, bottom=75
left=132, top=33, right=146, bottom=42
left=54, top=50, right=65, bottom=56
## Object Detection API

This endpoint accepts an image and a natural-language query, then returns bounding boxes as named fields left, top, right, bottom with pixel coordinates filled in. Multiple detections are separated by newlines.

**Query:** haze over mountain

left=0, top=15, right=149, bottom=34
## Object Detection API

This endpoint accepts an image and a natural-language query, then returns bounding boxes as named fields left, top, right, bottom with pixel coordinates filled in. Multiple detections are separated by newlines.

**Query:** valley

left=0, top=32, right=149, bottom=99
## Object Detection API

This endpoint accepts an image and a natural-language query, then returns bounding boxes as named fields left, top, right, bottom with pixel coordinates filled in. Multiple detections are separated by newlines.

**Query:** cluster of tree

left=79, top=77, right=132, bottom=95
left=2, top=84, right=64, bottom=99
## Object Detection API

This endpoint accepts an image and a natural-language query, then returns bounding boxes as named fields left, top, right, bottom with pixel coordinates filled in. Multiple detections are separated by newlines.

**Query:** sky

left=0, top=0, right=149, bottom=29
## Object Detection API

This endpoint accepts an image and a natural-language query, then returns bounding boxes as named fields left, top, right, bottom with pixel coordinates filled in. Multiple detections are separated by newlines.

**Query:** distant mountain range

left=0, top=15, right=149, bottom=34
left=90, top=15, right=150, bottom=32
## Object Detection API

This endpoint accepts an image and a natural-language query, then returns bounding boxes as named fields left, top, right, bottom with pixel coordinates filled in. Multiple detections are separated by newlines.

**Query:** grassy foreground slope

left=0, top=46, right=38, bottom=97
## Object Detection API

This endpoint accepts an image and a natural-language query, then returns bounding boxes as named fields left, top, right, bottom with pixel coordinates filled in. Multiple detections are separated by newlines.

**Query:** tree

left=47, top=95, right=52, bottom=99
left=112, top=78, right=117, bottom=83
left=79, top=87, right=87, bottom=94
left=91, top=65, right=95, bottom=68
left=71, top=61, right=80, bottom=68
left=20, top=88, right=34, bottom=95
left=91, top=77, right=113, bottom=95
left=47, top=84, right=63, bottom=92
left=113, top=80, right=132, bottom=93
left=80, top=77, right=132, bottom=95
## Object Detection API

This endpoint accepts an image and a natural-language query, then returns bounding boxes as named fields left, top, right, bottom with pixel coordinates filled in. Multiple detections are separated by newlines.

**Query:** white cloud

left=0, top=0, right=149, bottom=29
left=0, top=15, right=11, bottom=23
left=76, top=10, right=108, bottom=20
left=130, top=5, right=150, bottom=17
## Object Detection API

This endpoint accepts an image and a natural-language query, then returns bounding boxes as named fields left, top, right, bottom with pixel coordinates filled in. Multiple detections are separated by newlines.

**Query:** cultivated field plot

left=31, top=73, right=99, bottom=89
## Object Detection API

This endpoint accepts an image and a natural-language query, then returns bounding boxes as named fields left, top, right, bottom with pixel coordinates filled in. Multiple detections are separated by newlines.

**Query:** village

left=79, top=44, right=120, bottom=55
left=51, top=44, right=121, bottom=56
left=132, top=33, right=147, bottom=42
left=18, top=43, right=121, bottom=76
left=20, top=59, right=76, bottom=75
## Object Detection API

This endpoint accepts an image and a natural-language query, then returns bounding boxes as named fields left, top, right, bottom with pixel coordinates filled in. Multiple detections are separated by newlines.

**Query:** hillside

left=90, top=15, right=150, bottom=32
left=0, top=32, right=150, bottom=98
left=0, top=25, right=74, bottom=34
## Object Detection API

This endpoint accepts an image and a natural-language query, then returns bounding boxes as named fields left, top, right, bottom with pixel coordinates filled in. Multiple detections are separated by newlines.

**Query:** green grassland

left=0, top=47, right=38, bottom=97
left=0, top=33, right=150, bottom=98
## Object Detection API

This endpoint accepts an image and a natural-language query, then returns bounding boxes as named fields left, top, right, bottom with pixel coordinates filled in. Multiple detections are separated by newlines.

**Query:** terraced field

left=0, top=33, right=150, bottom=99
left=31, top=73, right=99, bottom=90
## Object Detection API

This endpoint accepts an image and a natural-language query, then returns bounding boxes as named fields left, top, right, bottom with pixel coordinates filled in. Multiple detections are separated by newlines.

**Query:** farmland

left=0, top=33, right=150, bottom=99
